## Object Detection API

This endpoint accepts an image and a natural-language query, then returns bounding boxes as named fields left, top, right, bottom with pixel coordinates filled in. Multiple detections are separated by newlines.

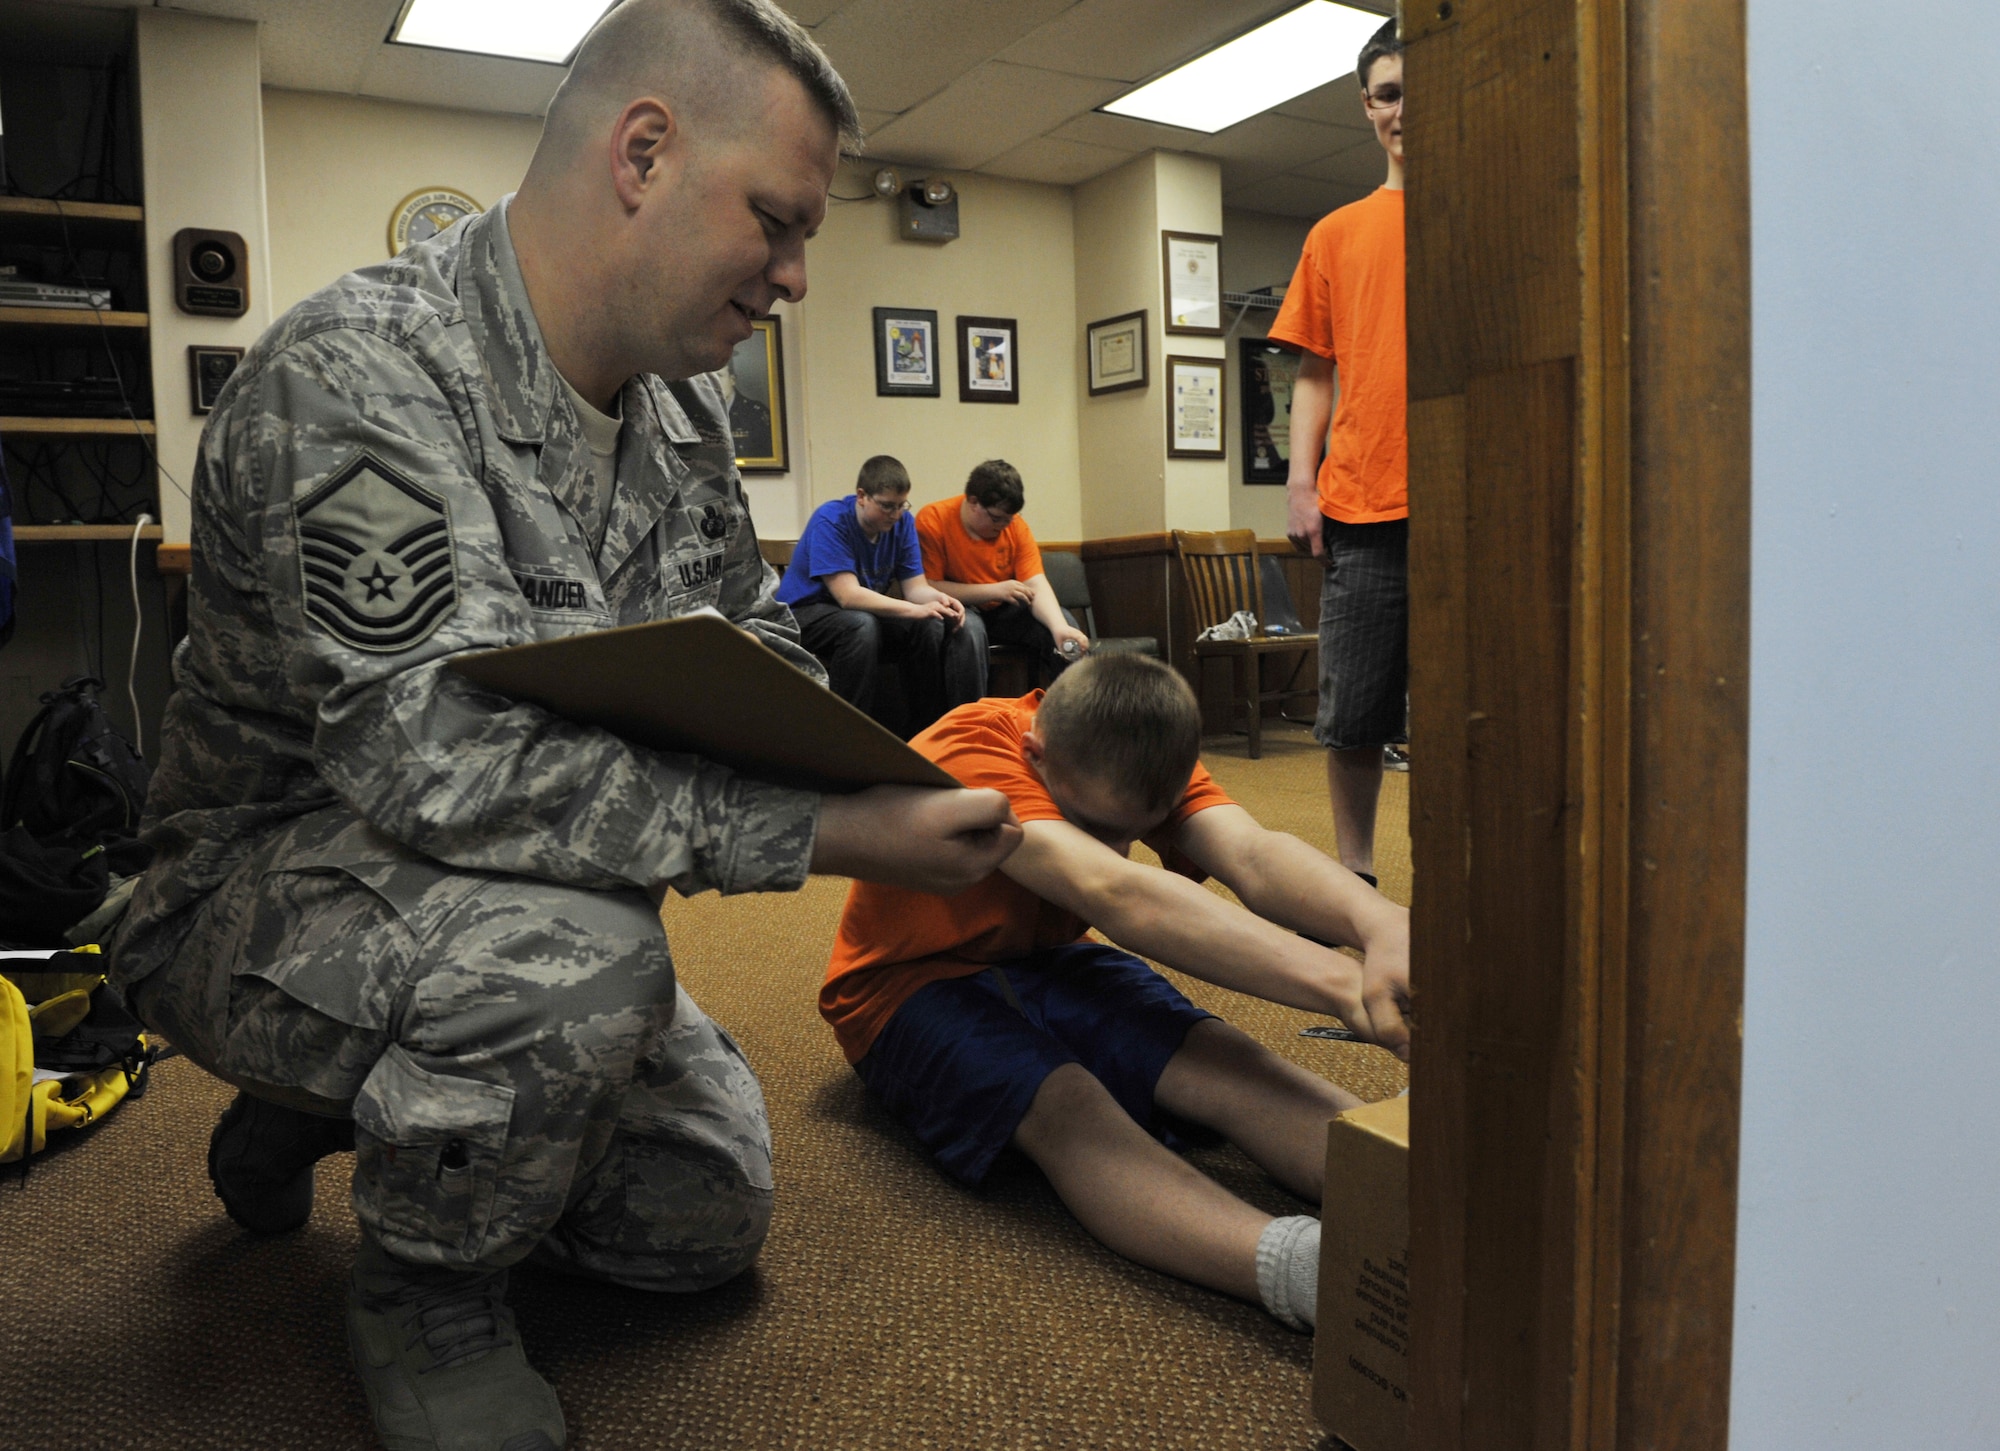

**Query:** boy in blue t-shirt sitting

left=778, top=455, right=983, bottom=734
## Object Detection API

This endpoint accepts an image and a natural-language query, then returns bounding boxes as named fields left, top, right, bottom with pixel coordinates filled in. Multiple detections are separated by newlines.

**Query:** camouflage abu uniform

left=113, top=198, right=823, bottom=1289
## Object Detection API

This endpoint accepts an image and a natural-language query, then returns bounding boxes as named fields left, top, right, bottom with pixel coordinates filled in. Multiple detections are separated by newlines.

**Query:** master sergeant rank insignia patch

left=295, top=455, right=458, bottom=653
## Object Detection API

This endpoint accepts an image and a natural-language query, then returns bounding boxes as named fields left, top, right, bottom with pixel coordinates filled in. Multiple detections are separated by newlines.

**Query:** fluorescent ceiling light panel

left=1101, top=2, right=1386, bottom=134
left=389, top=0, right=616, bottom=65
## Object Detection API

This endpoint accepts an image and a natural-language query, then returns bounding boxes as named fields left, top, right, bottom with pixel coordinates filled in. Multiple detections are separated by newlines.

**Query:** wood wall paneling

left=1617, top=0, right=1750, bottom=1444
left=1402, top=0, right=1747, bottom=1447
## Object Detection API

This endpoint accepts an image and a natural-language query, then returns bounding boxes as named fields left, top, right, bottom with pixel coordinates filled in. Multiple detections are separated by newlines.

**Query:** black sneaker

left=347, top=1235, right=566, bottom=1451
left=206, top=1090, right=355, bottom=1235
left=1383, top=745, right=1411, bottom=772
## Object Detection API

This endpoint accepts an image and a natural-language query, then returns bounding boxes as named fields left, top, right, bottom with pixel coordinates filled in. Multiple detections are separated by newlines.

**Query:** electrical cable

left=126, top=511, right=150, bottom=758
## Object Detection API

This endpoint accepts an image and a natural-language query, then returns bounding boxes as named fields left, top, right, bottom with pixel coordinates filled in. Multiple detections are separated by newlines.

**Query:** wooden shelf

left=0, top=306, right=148, bottom=329
left=0, top=197, right=144, bottom=224
left=1, top=415, right=155, bottom=437
left=13, top=524, right=163, bottom=542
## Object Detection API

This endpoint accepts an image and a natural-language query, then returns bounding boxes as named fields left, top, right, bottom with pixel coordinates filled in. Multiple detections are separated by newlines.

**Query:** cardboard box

left=1313, top=1093, right=1410, bottom=1451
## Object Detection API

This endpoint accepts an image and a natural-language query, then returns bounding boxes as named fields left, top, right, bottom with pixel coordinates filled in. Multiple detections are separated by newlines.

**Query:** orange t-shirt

left=1267, top=186, right=1407, bottom=524
left=818, top=692, right=1235, bottom=1064
left=914, top=497, right=1045, bottom=587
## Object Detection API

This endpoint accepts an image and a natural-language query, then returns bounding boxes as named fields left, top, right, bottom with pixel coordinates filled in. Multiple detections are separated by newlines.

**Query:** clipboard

left=450, top=612, right=956, bottom=794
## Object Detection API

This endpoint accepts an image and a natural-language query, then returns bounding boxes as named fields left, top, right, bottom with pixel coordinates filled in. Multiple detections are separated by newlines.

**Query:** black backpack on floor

left=2, top=676, right=150, bottom=851
left=0, top=678, right=152, bottom=947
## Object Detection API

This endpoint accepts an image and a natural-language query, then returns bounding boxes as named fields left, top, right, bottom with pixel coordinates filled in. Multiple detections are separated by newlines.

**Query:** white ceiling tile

left=1051, top=108, right=1214, bottom=156
left=1221, top=172, right=1366, bottom=220
left=1272, top=75, right=1377, bottom=132
left=808, top=0, right=1074, bottom=114
left=862, top=62, right=1124, bottom=173
left=354, top=43, right=567, bottom=117
left=979, top=135, right=1136, bottom=187
left=854, top=107, right=901, bottom=143
left=784, top=0, right=853, bottom=25
left=251, top=0, right=399, bottom=96
left=997, top=0, right=1293, bottom=83
left=1290, top=136, right=1390, bottom=187
left=1217, top=155, right=1285, bottom=192
left=1178, top=112, right=1359, bottom=171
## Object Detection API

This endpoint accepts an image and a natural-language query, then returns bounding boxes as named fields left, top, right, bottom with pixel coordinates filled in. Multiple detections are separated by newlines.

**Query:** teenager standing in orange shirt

left=1269, top=20, right=1406, bottom=883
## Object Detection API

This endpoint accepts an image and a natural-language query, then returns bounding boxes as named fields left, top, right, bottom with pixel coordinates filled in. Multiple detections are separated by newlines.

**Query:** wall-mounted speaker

left=897, top=180, right=959, bottom=243
left=171, top=228, right=250, bottom=318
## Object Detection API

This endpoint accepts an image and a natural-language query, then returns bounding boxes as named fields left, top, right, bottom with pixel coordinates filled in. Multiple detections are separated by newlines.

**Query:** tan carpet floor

left=0, top=722, right=1408, bottom=1450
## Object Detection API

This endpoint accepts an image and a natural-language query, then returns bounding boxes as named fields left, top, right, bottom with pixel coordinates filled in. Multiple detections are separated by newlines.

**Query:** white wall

left=1734, top=3, right=2000, bottom=1445
left=792, top=161, right=1081, bottom=541
left=136, top=9, right=271, bottom=543
left=260, top=90, right=540, bottom=316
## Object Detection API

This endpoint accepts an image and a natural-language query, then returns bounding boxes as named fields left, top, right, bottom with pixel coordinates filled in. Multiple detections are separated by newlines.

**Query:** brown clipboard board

left=449, top=612, right=956, bottom=794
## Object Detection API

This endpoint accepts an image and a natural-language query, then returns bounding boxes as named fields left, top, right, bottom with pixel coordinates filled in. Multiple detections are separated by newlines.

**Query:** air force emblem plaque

left=295, top=455, right=458, bottom=653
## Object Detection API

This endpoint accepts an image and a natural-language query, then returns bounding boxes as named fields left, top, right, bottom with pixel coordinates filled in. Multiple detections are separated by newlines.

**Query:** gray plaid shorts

left=1314, top=516, right=1410, bottom=750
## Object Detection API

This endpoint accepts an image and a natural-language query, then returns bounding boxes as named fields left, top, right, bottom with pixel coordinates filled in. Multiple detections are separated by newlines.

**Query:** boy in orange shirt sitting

left=820, top=654, right=1409, bottom=1330
left=915, top=459, right=1091, bottom=689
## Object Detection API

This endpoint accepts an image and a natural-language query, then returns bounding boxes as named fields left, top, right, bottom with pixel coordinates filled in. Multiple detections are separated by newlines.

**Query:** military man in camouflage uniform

left=110, top=5, right=1020, bottom=1449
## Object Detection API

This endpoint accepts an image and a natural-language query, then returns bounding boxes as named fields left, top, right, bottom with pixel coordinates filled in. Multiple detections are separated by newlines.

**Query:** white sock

left=1254, top=1214, right=1320, bottom=1331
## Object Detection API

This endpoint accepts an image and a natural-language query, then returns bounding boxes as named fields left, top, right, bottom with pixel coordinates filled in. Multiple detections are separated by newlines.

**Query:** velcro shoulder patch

left=295, top=455, right=459, bottom=653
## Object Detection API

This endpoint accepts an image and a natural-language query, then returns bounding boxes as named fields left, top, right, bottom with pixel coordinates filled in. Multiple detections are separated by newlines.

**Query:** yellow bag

left=1, top=947, right=151, bottom=1165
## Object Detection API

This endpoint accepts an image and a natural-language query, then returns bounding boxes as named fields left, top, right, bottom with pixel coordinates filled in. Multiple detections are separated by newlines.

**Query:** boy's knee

left=1016, top=1062, right=1119, bottom=1149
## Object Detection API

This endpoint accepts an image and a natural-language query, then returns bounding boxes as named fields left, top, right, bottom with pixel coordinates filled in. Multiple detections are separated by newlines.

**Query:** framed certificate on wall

left=1162, top=230, right=1223, bottom=336
left=1086, top=310, right=1148, bottom=395
left=1166, top=355, right=1226, bottom=458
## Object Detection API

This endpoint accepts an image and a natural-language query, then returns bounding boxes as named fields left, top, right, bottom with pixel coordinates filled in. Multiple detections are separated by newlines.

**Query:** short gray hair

left=580, top=0, right=862, bottom=151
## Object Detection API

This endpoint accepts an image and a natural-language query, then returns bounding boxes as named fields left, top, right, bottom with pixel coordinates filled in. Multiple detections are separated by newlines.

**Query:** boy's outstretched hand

left=1327, top=918, right=1410, bottom=1061
left=812, top=784, right=1022, bottom=894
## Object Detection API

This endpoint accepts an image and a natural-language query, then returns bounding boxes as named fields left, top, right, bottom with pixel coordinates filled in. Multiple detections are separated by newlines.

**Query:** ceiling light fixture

left=1100, top=2, right=1388, bottom=134
left=388, top=0, right=617, bottom=65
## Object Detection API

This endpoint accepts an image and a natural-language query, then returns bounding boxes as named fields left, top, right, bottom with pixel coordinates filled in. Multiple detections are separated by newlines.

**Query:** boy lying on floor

left=818, top=653, right=1410, bottom=1329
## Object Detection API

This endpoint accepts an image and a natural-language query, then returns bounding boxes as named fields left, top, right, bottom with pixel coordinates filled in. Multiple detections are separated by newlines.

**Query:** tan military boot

left=346, top=1233, right=566, bottom=1451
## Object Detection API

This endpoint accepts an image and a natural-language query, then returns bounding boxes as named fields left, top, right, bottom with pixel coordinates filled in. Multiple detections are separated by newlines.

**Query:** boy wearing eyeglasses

left=1272, top=19, right=1409, bottom=889
left=778, top=454, right=982, bottom=733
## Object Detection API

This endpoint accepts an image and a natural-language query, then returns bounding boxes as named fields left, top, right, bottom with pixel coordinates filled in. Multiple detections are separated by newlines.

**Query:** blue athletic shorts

left=853, top=942, right=1217, bottom=1186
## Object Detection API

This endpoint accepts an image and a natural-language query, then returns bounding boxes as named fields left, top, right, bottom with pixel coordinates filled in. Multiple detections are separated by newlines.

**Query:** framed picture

left=956, top=315, right=1019, bottom=404
left=1162, top=230, right=1223, bottom=336
left=1166, top=355, right=1227, bottom=459
left=873, top=307, right=940, bottom=397
left=1240, top=340, right=1302, bottom=483
left=1086, top=310, right=1148, bottom=396
left=726, top=315, right=788, bottom=472
left=187, top=344, right=245, bottom=414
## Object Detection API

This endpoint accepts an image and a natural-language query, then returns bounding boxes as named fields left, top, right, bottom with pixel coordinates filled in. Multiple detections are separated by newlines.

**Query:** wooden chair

left=1171, top=529, right=1317, bottom=759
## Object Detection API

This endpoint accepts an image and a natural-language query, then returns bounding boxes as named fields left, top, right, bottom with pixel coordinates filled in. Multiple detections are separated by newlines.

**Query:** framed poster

left=1240, top=340, right=1302, bottom=483
left=956, top=315, right=1019, bottom=404
left=1086, top=309, right=1148, bottom=396
left=873, top=307, right=940, bottom=396
left=1162, top=230, right=1223, bottom=336
left=1166, top=355, right=1226, bottom=459
left=726, top=315, right=788, bottom=472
